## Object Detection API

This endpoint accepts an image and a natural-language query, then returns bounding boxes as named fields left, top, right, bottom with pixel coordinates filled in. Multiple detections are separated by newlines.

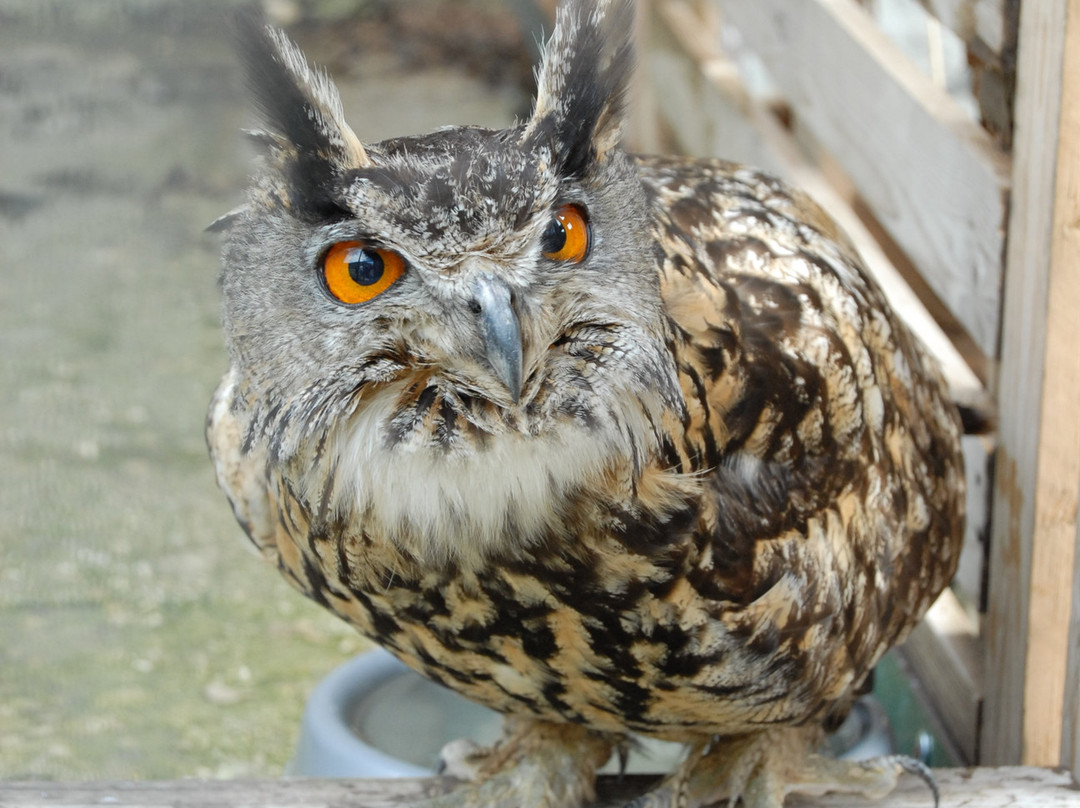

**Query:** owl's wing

left=207, top=369, right=322, bottom=599
left=638, top=155, right=965, bottom=701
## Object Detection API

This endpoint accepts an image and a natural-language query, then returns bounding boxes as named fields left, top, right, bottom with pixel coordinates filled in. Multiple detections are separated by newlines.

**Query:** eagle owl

left=207, top=2, right=965, bottom=806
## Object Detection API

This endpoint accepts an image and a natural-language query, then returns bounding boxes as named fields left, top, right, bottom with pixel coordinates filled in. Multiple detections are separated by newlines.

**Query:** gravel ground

left=0, top=0, right=528, bottom=780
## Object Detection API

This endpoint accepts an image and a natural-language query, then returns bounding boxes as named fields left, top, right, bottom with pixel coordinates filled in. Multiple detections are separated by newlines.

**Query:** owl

left=207, top=2, right=965, bottom=807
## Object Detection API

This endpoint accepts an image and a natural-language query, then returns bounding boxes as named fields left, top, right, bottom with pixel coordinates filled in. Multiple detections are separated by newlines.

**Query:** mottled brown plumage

left=207, top=2, right=964, bottom=806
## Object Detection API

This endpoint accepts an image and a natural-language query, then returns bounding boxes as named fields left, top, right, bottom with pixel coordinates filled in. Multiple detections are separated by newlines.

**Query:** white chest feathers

left=323, top=383, right=632, bottom=567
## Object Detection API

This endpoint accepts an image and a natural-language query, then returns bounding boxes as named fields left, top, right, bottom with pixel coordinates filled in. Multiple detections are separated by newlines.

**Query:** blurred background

left=0, top=0, right=534, bottom=779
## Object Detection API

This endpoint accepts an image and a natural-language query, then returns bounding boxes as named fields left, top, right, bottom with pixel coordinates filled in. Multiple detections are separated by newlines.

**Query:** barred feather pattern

left=209, top=155, right=963, bottom=741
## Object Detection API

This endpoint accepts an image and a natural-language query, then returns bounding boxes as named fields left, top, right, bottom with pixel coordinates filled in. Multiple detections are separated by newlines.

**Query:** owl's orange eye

left=541, top=204, right=589, bottom=263
left=322, top=241, right=406, bottom=305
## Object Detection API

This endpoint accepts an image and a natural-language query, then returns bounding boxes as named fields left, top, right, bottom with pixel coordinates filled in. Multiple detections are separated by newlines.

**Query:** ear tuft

left=522, top=0, right=635, bottom=178
left=234, top=10, right=369, bottom=215
left=235, top=10, right=369, bottom=169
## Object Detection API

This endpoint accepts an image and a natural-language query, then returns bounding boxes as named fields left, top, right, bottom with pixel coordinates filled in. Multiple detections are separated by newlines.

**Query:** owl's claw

left=418, top=718, right=615, bottom=808
left=434, top=738, right=484, bottom=779
left=615, top=740, right=631, bottom=782
left=417, top=757, right=590, bottom=808
left=781, top=753, right=939, bottom=808
left=620, top=729, right=938, bottom=808
left=889, top=754, right=940, bottom=808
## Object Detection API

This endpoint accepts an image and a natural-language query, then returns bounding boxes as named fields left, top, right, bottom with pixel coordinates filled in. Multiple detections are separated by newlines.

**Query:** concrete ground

left=0, top=0, right=528, bottom=780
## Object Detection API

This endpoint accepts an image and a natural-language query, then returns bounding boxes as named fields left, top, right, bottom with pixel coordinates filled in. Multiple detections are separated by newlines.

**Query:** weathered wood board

left=983, top=0, right=1080, bottom=769
left=1066, top=505, right=1080, bottom=779
left=0, top=768, right=1076, bottom=807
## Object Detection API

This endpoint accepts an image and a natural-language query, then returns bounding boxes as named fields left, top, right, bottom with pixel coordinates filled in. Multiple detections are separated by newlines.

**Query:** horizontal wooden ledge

left=1, top=768, right=1076, bottom=807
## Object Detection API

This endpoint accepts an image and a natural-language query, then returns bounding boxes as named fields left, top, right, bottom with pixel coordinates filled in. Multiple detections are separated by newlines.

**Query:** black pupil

left=346, top=248, right=384, bottom=286
left=542, top=219, right=566, bottom=254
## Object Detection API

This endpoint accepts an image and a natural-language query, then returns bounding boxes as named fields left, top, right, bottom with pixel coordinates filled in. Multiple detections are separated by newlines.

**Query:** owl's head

left=216, top=0, right=683, bottom=565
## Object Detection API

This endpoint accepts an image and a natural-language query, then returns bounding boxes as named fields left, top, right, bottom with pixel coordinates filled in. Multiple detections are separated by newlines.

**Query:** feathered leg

left=420, top=716, right=616, bottom=808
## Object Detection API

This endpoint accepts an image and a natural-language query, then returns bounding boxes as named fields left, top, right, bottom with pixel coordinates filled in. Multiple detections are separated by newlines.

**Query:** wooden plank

left=914, top=0, right=1008, bottom=54
left=983, top=0, right=1080, bottom=768
left=1021, top=0, right=1080, bottom=766
left=0, top=769, right=1076, bottom=807
left=1065, top=497, right=1080, bottom=781
left=903, top=588, right=984, bottom=763
left=715, top=0, right=1010, bottom=357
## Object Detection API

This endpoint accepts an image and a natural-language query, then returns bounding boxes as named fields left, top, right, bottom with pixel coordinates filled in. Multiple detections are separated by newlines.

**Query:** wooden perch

left=0, top=768, right=1076, bottom=808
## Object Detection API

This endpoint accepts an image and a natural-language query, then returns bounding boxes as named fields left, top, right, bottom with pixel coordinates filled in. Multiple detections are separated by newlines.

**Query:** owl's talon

left=622, top=730, right=939, bottom=808
left=435, top=738, right=483, bottom=780
left=888, top=754, right=940, bottom=808
left=419, top=718, right=614, bottom=808
left=616, top=742, right=630, bottom=782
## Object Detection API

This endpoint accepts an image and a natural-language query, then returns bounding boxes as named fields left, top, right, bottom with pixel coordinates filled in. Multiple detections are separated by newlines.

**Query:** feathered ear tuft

left=522, top=0, right=635, bottom=178
left=234, top=10, right=369, bottom=214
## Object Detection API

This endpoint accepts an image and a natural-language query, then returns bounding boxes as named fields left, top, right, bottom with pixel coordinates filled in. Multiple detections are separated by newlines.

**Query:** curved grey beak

left=471, top=274, right=522, bottom=403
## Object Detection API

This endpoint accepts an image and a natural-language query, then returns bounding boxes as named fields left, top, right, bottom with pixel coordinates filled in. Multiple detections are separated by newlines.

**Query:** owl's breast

left=293, top=483, right=868, bottom=741
left=211, top=364, right=945, bottom=740
left=318, top=378, right=659, bottom=568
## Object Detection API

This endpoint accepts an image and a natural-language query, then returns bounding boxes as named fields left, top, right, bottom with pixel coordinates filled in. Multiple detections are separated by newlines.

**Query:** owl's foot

left=421, top=717, right=615, bottom=808
left=623, top=727, right=937, bottom=808
left=740, top=751, right=938, bottom=808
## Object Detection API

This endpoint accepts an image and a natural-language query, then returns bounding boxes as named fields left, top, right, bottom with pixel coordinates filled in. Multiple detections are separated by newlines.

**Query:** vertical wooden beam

left=1056, top=21, right=1080, bottom=774
left=1022, top=3, right=1080, bottom=754
left=1064, top=493, right=1080, bottom=780
left=983, top=0, right=1080, bottom=766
